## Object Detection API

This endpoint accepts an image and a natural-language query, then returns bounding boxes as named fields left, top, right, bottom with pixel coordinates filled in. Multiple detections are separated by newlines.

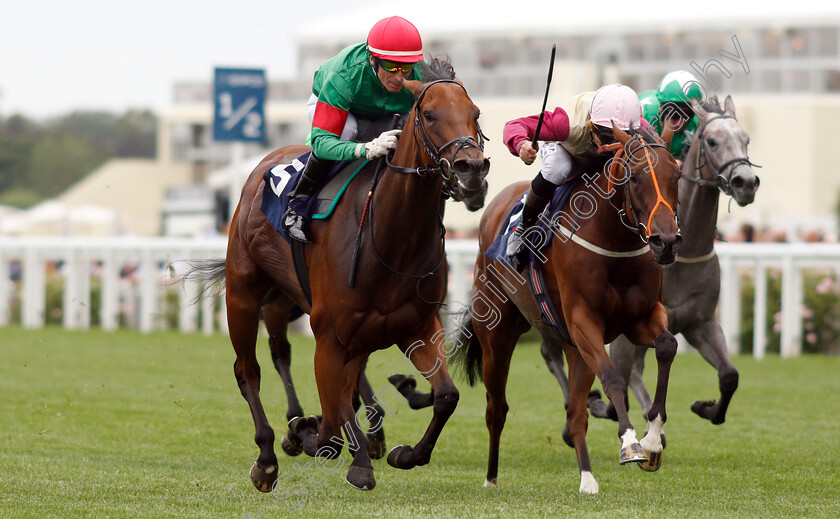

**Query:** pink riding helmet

left=589, top=84, right=642, bottom=131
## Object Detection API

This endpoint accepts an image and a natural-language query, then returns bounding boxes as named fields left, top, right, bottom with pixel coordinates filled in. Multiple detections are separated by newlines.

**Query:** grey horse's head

left=690, top=96, right=760, bottom=206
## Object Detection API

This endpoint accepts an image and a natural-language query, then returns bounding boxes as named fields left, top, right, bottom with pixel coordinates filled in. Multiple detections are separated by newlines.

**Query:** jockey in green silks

left=639, top=70, right=704, bottom=161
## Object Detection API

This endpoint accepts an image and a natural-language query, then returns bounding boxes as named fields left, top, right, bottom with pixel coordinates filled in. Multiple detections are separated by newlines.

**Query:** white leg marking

left=579, top=471, right=599, bottom=494
left=264, top=465, right=277, bottom=474
left=483, top=478, right=498, bottom=488
left=640, top=414, right=664, bottom=453
left=620, top=428, right=639, bottom=449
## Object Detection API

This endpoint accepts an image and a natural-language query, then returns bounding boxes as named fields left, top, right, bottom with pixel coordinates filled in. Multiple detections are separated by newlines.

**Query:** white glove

left=364, top=129, right=401, bottom=159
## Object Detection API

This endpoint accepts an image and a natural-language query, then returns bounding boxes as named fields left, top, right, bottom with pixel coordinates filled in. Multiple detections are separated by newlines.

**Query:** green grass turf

left=1, top=327, right=839, bottom=518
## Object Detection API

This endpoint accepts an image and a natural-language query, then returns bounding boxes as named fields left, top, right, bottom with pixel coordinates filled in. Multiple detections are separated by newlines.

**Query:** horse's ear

left=611, top=121, right=631, bottom=144
left=660, top=123, right=674, bottom=149
left=404, top=79, right=424, bottom=98
left=724, top=95, right=736, bottom=117
left=691, top=98, right=708, bottom=121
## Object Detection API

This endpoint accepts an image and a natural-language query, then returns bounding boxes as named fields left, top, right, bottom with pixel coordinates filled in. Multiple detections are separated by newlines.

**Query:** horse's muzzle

left=462, top=179, right=489, bottom=212
left=453, top=157, right=490, bottom=212
left=730, top=166, right=759, bottom=207
left=648, top=234, right=682, bottom=265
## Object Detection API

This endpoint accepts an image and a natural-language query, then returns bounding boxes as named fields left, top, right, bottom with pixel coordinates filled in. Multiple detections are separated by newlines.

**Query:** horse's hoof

left=388, top=374, right=417, bottom=393
left=280, top=432, right=303, bottom=457
left=387, top=444, right=414, bottom=470
left=619, top=443, right=648, bottom=465
left=483, top=478, right=498, bottom=487
left=289, top=415, right=320, bottom=436
left=561, top=424, right=574, bottom=449
left=249, top=460, right=278, bottom=492
left=345, top=465, right=376, bottom=491
left=367, top=432, right=387, bottom=460
left=289, top=416, right=321, bottom=457
left=690, top=400, right=725, bottom=424
left=638, top=450, right=662, bottom=472
left=587, top=390, right=618, bottom=421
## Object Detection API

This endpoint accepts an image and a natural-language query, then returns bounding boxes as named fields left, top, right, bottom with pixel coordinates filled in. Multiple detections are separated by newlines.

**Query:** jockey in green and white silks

left=283, top=15, right=426, bottom=243
left=639, top=70, right=704, bottom=160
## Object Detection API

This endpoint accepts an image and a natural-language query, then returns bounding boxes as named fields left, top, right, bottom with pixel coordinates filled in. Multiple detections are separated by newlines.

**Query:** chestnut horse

left=580, top=96, right=760, bottom=426
left=450, top=125, right=681, bottom=494
left=207, top=64, right=489, bottom=492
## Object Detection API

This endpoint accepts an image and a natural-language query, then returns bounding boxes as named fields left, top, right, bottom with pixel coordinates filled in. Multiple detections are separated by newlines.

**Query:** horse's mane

left=700, top=96, right=725, bottom=114
left=417, top=55, right=456, bottom=81
left=629, top=123, right=660, bottom=144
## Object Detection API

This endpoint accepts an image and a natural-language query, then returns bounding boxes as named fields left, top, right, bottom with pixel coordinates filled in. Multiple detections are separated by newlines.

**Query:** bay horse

left=450, top=124, right=681, bottom=494
left=201, top=62, right=490, bottom=492
left=558, top=96, right=759, bottom=426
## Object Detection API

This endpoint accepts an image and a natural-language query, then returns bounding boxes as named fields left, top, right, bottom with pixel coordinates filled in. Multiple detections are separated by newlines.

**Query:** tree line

left=0, top=110, right=156, bottom=208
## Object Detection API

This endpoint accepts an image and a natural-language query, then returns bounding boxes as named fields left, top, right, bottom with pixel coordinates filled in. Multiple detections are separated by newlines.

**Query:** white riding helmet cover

left=589, top=84, right=642, bottom=131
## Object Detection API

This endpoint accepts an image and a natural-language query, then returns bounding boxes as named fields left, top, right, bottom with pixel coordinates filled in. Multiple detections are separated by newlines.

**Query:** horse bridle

left=365, top=79, right=487, bottom=305
left=386, top=79, right=488, bottom=199
left=600, top=135, right=678, bottom=243
left=681, top=114, right=760, bottom=196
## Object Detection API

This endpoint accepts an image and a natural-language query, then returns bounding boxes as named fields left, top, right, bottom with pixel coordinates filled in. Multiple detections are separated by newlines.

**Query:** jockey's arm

left=503, top=107, right=571, bottom=159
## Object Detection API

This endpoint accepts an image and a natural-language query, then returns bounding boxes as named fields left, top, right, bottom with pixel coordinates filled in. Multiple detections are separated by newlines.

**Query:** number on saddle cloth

left=259, top=151, right=367, bottom=243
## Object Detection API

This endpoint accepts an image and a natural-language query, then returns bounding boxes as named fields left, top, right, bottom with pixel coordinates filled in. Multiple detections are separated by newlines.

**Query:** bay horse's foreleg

left=387, top=316, right=459, bottom=472
left=627, top=302, right=677, bottom=472
left=356, top=366, right=387, bottom=459
left=561, top=343, right=599, bottom=493
left=302, top=336, right=345, bottom=460
left=589, top=335, right=650, bottom=421
left=682, top=318, right=739, bottom=425
left=340, top=355, right=376, bottom=490
left=227, top=285, right=277, bottom=492
left=567, top=309, right=647, bottom=466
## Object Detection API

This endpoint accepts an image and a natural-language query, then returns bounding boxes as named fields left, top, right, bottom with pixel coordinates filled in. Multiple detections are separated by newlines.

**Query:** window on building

left=791, top=69, right=811, bottom=91
left=762, top=30, right=781, bottom=58
left=825, top=70, right=840, bottom=91
left=787, top=28, right=809, bottom=57
left=627, top=35, right=644, bottom=61
left=680, top=36, right=699, bottom=61
left=760, top=70, right=781, bottom=92
left=816, top=27, right=839, bottom=56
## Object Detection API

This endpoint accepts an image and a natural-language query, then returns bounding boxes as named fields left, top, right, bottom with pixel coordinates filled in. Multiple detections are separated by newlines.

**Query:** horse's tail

left=448, top=308, right=483, bottom=386
left=180, top=259, right=227, bottom=304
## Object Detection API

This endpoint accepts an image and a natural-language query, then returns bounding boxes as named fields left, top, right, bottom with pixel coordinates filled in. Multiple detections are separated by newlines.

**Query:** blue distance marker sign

left=213, top=67, right=266, bottom=142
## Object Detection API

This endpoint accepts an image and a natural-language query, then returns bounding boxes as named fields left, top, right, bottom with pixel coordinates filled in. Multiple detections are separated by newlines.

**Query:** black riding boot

left=282, top=155, right=332, bottom=243
left=505, top=175, right=555, bottom=260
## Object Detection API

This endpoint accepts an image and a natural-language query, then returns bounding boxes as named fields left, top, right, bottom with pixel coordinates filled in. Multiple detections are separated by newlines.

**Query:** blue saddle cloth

left=485, top=175, right=582, bottom=265
left=259, top=152, right=367, bottom=243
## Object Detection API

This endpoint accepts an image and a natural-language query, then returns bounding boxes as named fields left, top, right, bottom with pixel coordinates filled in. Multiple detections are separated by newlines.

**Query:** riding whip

left=531, top=44, right=557, bottom=149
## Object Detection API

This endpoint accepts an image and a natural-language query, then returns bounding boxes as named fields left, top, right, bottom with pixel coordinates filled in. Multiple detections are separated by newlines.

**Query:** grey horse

left=545, top=95, right=759, bottom=427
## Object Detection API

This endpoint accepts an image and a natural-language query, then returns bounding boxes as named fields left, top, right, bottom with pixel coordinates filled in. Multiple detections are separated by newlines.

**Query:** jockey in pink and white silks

left=503, top=84, right=649, bottom=262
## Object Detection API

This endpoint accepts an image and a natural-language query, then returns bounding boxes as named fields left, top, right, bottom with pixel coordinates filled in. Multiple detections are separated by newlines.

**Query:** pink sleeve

left=640, top=116, right=653, bottom=132
left=502, top=107, right=571, bottom=156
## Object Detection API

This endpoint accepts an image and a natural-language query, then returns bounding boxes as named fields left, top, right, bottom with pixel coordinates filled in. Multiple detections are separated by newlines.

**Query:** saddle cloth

left=484, top=175, right=581, bottom=265
left=260, top=152, right=369, bottom=243
left=484, top=176, right=582, bottom=339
